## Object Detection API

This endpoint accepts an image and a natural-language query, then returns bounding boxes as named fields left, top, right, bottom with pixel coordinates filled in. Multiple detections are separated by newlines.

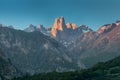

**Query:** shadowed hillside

left=13, top=55, right=120, bottom=80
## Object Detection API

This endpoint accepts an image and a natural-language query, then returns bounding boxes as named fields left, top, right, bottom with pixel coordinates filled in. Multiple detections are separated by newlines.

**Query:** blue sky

left=0, top=0, right=120, bottom=30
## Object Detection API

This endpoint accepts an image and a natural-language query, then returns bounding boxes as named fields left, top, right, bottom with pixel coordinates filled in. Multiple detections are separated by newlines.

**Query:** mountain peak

left=29, top=24, right=35, bottom=28
left=51, top=16, right=66, bottom=37
left=54, top=16, right=66, bottom=31
left=24, top=24, right=36, bottom=32
left=51, top=17, right=89, bottom=41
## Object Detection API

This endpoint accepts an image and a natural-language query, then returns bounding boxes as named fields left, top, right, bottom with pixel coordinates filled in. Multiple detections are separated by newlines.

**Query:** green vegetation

left=13, top=56, right=120, bottom=80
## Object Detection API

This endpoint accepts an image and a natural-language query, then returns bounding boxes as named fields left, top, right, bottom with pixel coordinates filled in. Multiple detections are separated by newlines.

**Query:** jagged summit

left=51, top=16, right=67, bottom=37
left=24, top=24, right=36, bottom=32
left=24, top=24, right=51, bottom=35
left=51, top=16, right=91, bottom=42
left=54, top=16, right=66, bottom=31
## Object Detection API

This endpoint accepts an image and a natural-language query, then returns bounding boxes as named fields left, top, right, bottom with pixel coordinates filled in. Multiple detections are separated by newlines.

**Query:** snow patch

left=43, top=43, right=49, bottom=50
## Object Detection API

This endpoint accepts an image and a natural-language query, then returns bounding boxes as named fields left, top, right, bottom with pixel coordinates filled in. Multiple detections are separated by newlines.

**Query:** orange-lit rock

left=97, top=23, right=116, bottom=34
left=51, top=16, right=66, bottom=37
left=51, top=16, right=87, bottom=41
left=66, top=23, right=72, bottom=29
left=71, top=23, right=77, bottom=29
left=97, top=25, right=108, bottom=34
left=66, top=23, right=77, bottom=29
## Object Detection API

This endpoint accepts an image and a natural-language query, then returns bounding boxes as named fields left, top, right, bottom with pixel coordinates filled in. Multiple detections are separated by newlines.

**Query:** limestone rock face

left=71, top=23, right=77, bottom=29
left=66, top=23, right=72, bottom=29
left=51, top=16, right=67, bottom=37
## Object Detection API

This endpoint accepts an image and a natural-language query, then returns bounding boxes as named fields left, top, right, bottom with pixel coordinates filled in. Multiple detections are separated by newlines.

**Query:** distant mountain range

left=0, top=17, right=120, bottom=79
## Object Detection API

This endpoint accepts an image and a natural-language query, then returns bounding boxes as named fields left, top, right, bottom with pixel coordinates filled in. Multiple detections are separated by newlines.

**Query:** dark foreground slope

left=13, top=55, right=120, bottom=80
left=0, top=49, right=18, bottom=80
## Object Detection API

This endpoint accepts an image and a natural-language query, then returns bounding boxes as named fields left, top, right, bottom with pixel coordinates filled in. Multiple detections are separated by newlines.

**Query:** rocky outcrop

left=66, top=23, right=71, bottom=29
left=97, top=23, right=116, bottom=34
left=66, top=23, right=77, bottom=29
left=51, top=16, right=67, bottom=37
left=115, top=20, right=120, bottom=26
left=71, top=23, right=77, bottom=29
left=24, top=24, right=37, bottom=32
left=79, top=25, right=93, bottom=32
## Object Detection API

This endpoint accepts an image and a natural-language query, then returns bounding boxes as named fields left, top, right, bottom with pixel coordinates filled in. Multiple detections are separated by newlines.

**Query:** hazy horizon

left=0, top=0, right=120, bottom=30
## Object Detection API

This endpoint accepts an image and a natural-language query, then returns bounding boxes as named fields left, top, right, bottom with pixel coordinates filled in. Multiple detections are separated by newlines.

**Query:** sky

left=0, top=0, right=120, bottom=30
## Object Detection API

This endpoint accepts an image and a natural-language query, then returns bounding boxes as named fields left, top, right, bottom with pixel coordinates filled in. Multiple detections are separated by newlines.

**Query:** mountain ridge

left=0, top=17, right=120, bottom=79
